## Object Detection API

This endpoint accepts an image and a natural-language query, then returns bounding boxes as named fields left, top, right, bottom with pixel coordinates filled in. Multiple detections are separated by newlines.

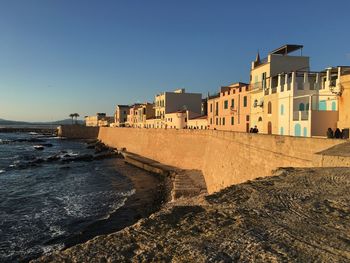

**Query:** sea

left=0, top=130, right=134, bottom=262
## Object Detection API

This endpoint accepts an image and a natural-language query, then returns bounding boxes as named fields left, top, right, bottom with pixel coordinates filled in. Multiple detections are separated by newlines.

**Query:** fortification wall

left=97, top=128, right=344, bottom=193
left=57, top=125, right=99, bottom=139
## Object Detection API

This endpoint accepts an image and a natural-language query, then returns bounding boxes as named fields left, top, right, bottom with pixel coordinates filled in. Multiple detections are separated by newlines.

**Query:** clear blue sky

left=1, top=0, right=349, bottom=121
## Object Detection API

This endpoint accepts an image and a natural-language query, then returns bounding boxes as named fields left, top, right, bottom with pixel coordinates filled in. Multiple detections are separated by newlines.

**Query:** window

left=280, top=104, right=284, bottom=115
left=258, top=116, right=262, bottom=122
left=231, top=116, right=234, bottom=125
left=299, top=103, right=305, bottom=111
left=223, top=117, right=225, bottom=125
left=246, top=115, right=250, bottom=122
left=268, top=101, right=272, bottom=114
left=280, top=127, right=284, bottom=135
left=319, top=100, right=326, bottom=111
left=210, top=103, right=213, bottom=112
left=294, top=124, right=301, bottom=136
left=216, top=118, right=218, bottom=125
left=215, top=102, right=219, bottom=115
left=267, top=122, right=272, bottom=134
left=210, top=118, right=212, bottom=124
left=224, top=100, right=228, bottom=109
left=306, top=103, right=309, bottom=111
left=219, top=118, right=221, bottom=125
left=331, top=101, right=336, bottom=111
left=262, top=72, right=266, bottom=89
left=243, top=96, right=248, bottom=107
left=231, top=99, right=234, bottom=108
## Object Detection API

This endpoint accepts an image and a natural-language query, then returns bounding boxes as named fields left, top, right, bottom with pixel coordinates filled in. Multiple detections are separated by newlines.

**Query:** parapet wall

left=57, top=125, right=99, bottom=139
left=97, top=127, right=345, bottom=193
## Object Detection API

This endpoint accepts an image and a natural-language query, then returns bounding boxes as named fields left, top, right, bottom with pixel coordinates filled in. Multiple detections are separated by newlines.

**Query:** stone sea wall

left=96, top=127, right=346, bottom=193
left=57, top=125, right=99, bottom=139
left=58, top=125, right=348, bottom=193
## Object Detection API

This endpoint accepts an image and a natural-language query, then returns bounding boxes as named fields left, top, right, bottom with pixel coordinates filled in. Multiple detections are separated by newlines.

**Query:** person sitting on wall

left=327, top=128, right=334, bottom=138
left=253, top=125, right=259, bottom=133
left=334, top=128, right=342, bottom=139
left=249, top=127, right=254, bottom=133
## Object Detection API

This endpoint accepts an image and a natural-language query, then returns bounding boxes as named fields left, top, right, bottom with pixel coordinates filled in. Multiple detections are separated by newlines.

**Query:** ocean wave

left=59, top=189, right=136, bottom=218
left=0, top=139, right=12, bottom=144
left=0, top=169, right=5, bottom=174
left=49, top=225, right=67, bottom=238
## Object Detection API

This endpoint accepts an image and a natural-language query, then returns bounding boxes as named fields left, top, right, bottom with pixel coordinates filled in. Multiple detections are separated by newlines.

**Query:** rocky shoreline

left=30, top=140, right=172, bottom=259
left=33, top=167, right=350, bottom=262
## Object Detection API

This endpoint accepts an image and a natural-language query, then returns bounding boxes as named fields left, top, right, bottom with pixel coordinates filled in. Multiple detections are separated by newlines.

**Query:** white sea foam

left=49, top=225, right=66, bottom=238
left=0, top=169, right=5, bottom=174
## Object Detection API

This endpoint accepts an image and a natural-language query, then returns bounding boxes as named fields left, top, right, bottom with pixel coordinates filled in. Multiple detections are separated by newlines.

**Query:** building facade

left=114, top=105, right=130, bottom=127
left=85, top=113, right=113, bottom=127
left=249, top=45, right=310, bottom=134
left=187, top=115, right=208, bottom=130
left=207, top=83, right=250, bottom=132
left=153, top=88, right=202, bottom=128
left=337, top=68, right=350, bottom=131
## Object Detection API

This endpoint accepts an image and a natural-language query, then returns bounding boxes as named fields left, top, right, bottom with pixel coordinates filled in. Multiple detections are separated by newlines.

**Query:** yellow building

left=154, top=88, right=202, bottom=128
left=338, top=68, right=350, bottom=132
left=187, top=115, right=208, bottom=130
left=135, top=103, right=155, bottom=128
left=114, top=105, right=130, bottom=127
left=250, top=44, right=310, bottom=134
left=85, top=113, right=113, bottom=127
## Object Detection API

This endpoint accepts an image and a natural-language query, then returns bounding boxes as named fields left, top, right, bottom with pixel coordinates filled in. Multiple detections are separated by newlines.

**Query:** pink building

left=207, top=82, right=251, bottom=132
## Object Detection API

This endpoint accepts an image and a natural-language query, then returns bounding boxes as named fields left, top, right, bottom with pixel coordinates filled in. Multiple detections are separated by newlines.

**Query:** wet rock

left=93, top=152, right=117, bottom=160
left=94, top=142, right=110, bottom=154
left=15, top=138, right=45, bottom=143
left=39, top=143, right=53, bottom=147
left=34, top=146, right=44, bottom=151
left=46, top=155, right=61, bottom=162
left=61, top=154, right=94, bottom=163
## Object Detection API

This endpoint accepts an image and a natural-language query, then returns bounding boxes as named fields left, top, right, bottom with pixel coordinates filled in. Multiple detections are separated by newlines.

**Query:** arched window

left=295, top=124, right=301, bottom=136
left=267, top=122, right=272, bottom=134
left=280, top=104, right=284, bottom=115
left=258, top=116, right=262, bottom=122
left=280, top=127, right=284, bottom=135
left=303, top=127, right=307, bottom=137
left=268, top=102, right=272, bottom=114
left=299, top=103, right=305, bottom=111
left=332, top=101, right=337, bottom=111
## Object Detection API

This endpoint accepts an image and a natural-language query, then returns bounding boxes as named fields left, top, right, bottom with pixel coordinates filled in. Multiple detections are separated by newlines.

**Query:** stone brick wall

left=97, top=128, right=345, bottom=193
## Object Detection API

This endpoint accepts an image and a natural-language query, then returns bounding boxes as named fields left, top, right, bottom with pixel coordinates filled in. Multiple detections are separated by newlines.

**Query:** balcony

left=293, top=111, right=309, bottom=121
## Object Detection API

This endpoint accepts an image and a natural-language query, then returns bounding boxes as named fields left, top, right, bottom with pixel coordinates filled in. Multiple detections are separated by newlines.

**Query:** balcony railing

left=293, top=111, right=309, bottom=121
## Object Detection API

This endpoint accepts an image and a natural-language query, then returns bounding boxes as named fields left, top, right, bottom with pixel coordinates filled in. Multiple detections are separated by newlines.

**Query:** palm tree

left=73, top=113, right=80, bottom=124
left=69, top=113, right=74, bottom=125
